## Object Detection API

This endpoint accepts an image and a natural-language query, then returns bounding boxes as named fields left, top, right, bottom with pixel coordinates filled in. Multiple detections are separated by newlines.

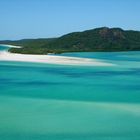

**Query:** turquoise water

left=0, top=45, right=140, bottom=140
left=0, top=45, right=9, bottom=51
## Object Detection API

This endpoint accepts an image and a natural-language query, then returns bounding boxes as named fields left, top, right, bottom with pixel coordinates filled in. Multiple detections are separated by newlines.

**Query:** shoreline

left=0, top=44, right=115, bottom=66
left=0, top=44, right=22, bottom=48
left=0, top=51, right=115, bottom=66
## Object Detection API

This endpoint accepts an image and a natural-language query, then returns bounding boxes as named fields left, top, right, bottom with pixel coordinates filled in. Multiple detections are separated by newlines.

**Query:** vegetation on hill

left=1, top=27, right=140, bottom=54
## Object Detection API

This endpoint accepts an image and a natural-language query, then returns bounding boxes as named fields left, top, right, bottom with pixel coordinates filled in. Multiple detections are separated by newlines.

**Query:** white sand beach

left=0, top=44, right=115, bottom=66
left=0, top=44, right=22, bottom=48
left=0, top=51, right=115, bottom=66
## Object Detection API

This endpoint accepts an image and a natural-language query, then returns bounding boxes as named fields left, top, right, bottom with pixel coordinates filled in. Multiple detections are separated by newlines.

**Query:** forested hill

left=1, top=27, right=140, bottom=54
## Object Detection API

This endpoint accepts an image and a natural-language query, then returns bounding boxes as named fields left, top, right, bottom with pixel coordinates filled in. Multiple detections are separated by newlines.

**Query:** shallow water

left=0, top=45, right=140, bottom=140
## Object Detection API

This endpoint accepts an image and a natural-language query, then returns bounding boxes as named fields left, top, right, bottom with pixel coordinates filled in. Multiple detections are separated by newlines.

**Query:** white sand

left=0, top=51, right=115, bottom=66
left=0, top=44, right=115, bottom=66
left=0, top=44, right=22, bottom=48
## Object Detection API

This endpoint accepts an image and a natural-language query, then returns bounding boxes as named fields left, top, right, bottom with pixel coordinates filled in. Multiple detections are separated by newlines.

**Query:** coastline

left=0, top=44, right=115, bottom=66
left=0, top=44, right=22, bottom=48
left=0, top=51, right=115, bottom=66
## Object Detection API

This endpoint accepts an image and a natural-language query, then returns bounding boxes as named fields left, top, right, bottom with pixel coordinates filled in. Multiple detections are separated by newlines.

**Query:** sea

left=0, top=45, right=140, bottom=140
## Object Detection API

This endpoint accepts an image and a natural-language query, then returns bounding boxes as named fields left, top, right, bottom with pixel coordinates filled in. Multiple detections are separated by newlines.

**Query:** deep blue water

left=0, top=45, right=140, bottom=140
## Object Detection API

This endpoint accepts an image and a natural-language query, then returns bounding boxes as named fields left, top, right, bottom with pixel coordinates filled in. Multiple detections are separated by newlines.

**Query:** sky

left=0, top=0, right=140, bottom=40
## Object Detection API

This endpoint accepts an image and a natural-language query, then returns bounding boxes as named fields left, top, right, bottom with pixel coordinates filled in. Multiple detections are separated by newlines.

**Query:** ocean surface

left=0, top=45, right=140, bottom=140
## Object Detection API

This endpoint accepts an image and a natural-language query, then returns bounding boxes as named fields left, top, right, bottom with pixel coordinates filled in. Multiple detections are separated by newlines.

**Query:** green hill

left=1, top=27, right=140, bottom=54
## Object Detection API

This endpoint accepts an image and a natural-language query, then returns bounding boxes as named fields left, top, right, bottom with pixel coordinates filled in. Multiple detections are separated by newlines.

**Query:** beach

left=0, top=49, right=114, bottom=66
left=0, top=44, right=22, bottom=48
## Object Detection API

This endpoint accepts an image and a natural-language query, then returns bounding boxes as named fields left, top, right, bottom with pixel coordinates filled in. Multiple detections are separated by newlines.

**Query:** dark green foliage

left=1, top=27, right=140, bottom=54
left=0, top=38, right=56, bottom=54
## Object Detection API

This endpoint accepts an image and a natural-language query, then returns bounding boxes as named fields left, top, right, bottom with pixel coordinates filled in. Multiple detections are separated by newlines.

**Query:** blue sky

left=0, top=0, right=140, bottom=40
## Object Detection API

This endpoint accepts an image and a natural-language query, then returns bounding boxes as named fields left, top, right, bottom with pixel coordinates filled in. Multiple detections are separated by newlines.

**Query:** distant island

left=1, top=27, right=140, bottom=54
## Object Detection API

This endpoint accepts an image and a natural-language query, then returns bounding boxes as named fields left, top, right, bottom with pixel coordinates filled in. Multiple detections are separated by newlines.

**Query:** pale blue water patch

left=57, top=51, right=140, bottom=61
left=57, top=51, right=140, bottom=69
left=0, top=45, right=140, bottom=140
